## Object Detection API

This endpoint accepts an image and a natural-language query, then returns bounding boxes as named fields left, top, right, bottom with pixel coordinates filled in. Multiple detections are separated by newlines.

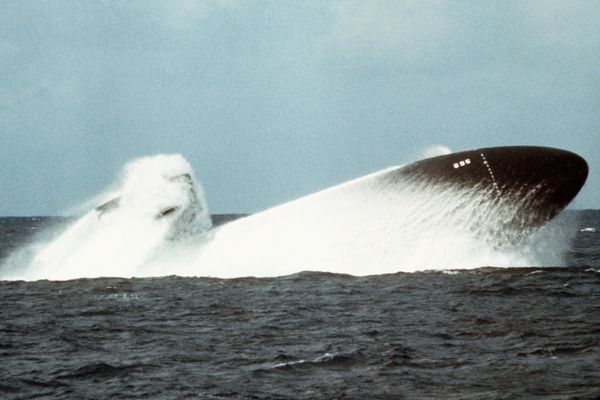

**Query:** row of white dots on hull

left=480, top=152, right=501, bottom=196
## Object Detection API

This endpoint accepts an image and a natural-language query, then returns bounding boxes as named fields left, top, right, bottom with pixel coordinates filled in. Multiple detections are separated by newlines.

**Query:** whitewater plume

left=2, top=155, right=211, bottom=280
left=189, top=171, right=572, bottom=278
left=422, top=144, right=452, bottom=158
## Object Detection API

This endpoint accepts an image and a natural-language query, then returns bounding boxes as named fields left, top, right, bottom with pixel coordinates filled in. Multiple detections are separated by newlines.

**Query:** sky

left=1, top=0, right=598, bottom=215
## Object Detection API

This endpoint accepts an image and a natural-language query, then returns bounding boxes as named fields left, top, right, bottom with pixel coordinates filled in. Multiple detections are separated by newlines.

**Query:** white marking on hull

left=480, top=152, right=501, bottom=196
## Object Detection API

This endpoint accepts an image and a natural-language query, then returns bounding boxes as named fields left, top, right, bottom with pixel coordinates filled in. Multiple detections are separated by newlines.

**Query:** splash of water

left=422, top=144, right=453, bottom=158
left=1, top=154, right=574, bottom=280
left=2, top=155, right=211, bottom=280
left=189, top=171, right=572, bottom=278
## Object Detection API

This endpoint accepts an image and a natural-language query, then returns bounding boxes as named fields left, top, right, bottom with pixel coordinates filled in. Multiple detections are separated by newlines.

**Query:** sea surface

left=1, top=211, right=599, bottom=399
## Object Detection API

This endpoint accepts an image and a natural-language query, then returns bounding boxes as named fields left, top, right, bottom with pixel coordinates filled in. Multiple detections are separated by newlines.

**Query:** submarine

left=192, top=146, right=588, bottom=277
left=25, top=146, right=588, bottom=280
left=383, top=146, right=589, bottom=242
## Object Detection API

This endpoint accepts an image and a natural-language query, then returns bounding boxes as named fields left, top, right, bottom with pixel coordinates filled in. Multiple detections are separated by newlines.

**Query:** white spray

left=2, top=155, right=211, bottom=280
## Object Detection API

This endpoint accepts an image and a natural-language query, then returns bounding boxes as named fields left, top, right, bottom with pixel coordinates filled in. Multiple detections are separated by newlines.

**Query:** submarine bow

left=385, top=146, right=589, bottom=240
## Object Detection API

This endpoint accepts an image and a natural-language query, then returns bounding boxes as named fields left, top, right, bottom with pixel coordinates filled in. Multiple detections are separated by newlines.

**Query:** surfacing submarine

left=87, top=146, right=588, bottom=277
left=186, top=145, right=588, bottom=277
left=390, top=146, right=589, bottom=240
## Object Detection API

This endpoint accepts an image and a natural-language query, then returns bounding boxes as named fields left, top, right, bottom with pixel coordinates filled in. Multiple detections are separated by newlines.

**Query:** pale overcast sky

left=1, top=1, right=598, bottom=215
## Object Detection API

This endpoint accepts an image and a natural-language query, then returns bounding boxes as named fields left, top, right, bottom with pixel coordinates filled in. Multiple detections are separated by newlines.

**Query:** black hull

left=380, top=146, right=588, bottom=240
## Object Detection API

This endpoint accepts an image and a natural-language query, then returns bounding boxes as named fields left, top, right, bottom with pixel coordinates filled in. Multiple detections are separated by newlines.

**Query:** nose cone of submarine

left=397, top=145, right=588, bottom=224
left=477, top=146, right=588, bottom=208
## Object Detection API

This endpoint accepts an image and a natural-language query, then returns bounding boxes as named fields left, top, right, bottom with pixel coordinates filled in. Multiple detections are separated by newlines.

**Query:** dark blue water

left=1, top=211, right=599, bottom=399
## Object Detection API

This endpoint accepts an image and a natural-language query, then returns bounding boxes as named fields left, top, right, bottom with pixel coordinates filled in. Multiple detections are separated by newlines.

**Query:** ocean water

left=1, top=211, right=599, bottom=399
